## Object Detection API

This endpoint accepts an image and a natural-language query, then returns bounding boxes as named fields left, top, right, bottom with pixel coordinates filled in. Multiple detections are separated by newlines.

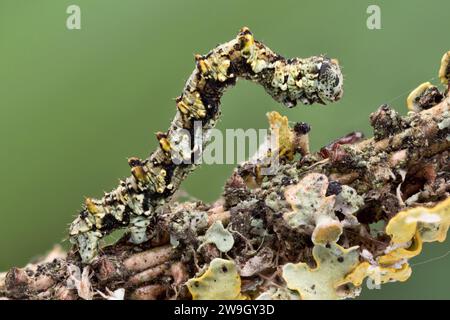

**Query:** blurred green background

left=0, top=0, right=449, bottom=299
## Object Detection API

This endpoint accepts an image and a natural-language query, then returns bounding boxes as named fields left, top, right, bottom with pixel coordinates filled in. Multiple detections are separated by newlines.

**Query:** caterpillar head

left=272, top=56, right=344, bottom=107
left=317, top=58, right=344, bottom=103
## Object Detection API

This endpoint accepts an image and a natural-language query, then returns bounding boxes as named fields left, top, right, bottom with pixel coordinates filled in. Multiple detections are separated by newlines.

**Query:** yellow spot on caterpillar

left=131, top=166, right=147, bottom=182
left=85, top=197, right=98, bottom=215
left=190, top=96, right=206, bottom=118
left=159, top=137, right=171, bottom=153
left=238, top=27, right=255, bottom=57
left=195, top=54, right=209, bottom=75
left=331, top=58, right=340, bottom=66
left=128, top=157, right=148, bottom=182
left=196, top=52, right=230, bottom=82
left=176, top=99, right=190, bottom=115
left=176, top=94, right=206, bottom=119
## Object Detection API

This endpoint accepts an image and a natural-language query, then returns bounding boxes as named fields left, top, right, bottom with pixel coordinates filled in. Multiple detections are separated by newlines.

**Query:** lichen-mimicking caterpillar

left=69, top=27, right=344, bottom=263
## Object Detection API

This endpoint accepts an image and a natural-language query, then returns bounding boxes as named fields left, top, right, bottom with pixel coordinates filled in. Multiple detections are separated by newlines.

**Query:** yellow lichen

left=378, top=233, right=422, bottom=266
left=439, top=51, right=450, bottom=84
left=341, top=261, right=411, bottom=287
left=340, top=198, right=449, bottom=293
left=386, top=197, right=450, bottom=244
left=352, top=198, right=450, bottom=292
left=267, top=111, right=295, bottom=161
left=282, top=243, right=360, bottom=300
left=406, top=82, right=433, bottom=112
left=186, top=258, right=245, bottom=300
left=339, top=238, right=417, bottom=289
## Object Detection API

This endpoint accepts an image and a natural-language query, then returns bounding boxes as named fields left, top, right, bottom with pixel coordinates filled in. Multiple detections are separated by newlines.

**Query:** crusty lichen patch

left=186, top=258, right=245, bottom=300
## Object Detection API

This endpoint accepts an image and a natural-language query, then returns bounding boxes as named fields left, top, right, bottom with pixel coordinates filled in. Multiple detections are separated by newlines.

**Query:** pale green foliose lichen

left=186, top=258, right=245, bottom=300
left=282, top=243, right=360, bottom=300
left=199, top=221, right=234, bottom=253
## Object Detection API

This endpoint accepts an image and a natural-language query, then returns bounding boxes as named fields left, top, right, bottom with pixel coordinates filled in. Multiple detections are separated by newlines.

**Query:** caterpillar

left=69, top=27, right=344, bottom=263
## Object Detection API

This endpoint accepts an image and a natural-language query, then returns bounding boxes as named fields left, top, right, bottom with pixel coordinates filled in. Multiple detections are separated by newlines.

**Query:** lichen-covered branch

left=1, top=30, right=449, bottom=300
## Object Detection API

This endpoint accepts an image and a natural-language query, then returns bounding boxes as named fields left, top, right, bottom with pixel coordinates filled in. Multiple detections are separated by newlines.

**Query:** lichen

left=283, top=173, right=361, bottom=245
left=186, top=258, right=245, bottom=300
left=334, top=185, right=364, bottom=227
left=406, top=82, right=442, bottom=112
left=439, top=51, right=450, bottom=84
left=378, top=233, right=422, bottom=265
left=282, top=243, right=360, bottom=300
left=238, top=247, right=274, bottom=277
left=386, top=197, right=450, bottom=244
left=342, top=261, right=411, bottom=288
left=267, top=111, right=296, bottom=161
left=438, top=111, right=450, bottom=130
left=256, top=287, right=300, bottom=300
left=169, top=204, right=209, bottom=247
left=199, top=221, right=234, bottom=253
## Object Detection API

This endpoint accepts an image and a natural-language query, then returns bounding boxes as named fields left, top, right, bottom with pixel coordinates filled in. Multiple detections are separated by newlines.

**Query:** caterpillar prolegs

left=69, top=27, right=344, bottom=263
